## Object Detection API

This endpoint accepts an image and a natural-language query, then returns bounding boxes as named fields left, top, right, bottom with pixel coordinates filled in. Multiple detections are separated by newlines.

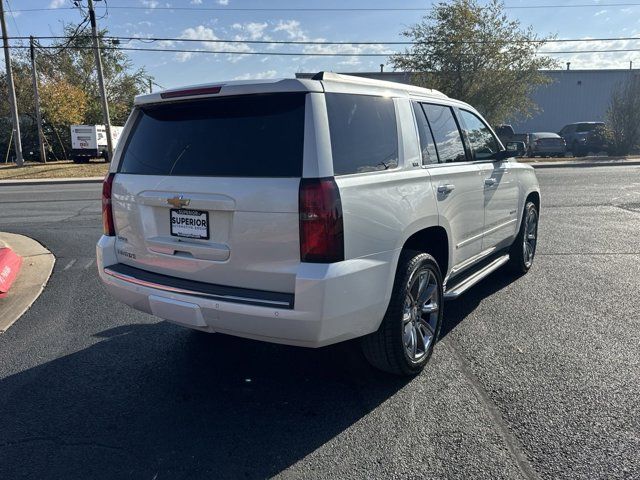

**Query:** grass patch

left=0, top=160, right=109, bottom=180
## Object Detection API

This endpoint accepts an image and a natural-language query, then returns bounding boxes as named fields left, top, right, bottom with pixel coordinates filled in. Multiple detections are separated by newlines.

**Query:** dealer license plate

left=170, top=209, right=210, bottom=239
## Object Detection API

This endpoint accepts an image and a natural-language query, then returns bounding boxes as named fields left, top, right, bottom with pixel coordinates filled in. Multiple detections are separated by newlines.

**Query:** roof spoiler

left=311, top=71, right=341, bottom=81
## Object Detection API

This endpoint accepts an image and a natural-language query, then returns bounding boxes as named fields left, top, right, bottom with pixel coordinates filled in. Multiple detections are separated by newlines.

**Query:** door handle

left=437, top=184, right=455, bottom=194
left=484, top=178, right=497, bottom=187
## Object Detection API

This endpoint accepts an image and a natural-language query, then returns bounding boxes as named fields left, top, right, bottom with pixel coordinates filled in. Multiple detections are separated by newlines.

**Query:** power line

left=9, top=44, right=640, bottom=57
left=10, top=2, right=640, bottom=12
left=8, top=34, right=640, bottom=46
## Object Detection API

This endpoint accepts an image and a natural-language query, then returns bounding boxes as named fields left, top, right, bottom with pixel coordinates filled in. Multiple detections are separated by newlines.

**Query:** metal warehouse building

left=297, top=69, right=638, bottom=134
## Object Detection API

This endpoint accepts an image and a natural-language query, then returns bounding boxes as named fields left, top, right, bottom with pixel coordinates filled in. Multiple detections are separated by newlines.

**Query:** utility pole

left=148, top=78, right=152, bottom=93
left=30, top=36, right=46, bottom=163
left=87, top=0, right=113, bottom=160
left=0, top=0, right=24, bottom=166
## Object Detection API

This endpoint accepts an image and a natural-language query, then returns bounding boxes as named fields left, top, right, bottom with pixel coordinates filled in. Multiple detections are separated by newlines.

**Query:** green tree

left=39, top=25, right=150, bottom=126
left=391, top=0, right=557, bottom=125
left=607, top=76, right=640, bottom=155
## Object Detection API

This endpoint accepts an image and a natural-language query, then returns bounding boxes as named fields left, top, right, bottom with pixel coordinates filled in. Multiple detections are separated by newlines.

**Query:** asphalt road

left=0, top=166, right=638, bottom=479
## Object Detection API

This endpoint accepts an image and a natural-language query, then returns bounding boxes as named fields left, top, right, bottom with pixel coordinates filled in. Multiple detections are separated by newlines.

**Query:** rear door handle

left=484, top=178, right=497, bottom=187
left=437, top=184, right=455, bottom=194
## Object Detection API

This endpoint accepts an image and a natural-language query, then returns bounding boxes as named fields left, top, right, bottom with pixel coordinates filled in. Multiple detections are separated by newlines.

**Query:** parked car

left=526, top=132, right=566, bottom=157
left=97, top=72, right=540, bottom=376
left=558, top=122, right=608, bottom=157
left=70, top=124, right=123, bottom=163
left=495, top=124, right=529, bottom=154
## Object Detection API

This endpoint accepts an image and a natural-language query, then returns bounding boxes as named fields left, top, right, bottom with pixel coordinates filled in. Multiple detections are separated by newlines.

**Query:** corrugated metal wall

left=509, top=70, right=638, bottom=133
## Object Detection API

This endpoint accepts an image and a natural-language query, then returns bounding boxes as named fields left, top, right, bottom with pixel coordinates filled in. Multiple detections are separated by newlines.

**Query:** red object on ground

left=0, top=247, right=23, bottom=298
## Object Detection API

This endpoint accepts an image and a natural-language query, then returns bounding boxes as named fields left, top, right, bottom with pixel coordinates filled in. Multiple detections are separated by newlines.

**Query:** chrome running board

left=444, top=254, right=510, bottom=300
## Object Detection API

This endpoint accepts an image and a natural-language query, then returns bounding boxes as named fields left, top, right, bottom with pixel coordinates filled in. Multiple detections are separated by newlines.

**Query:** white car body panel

left=98, top=73, right=540, bottom=348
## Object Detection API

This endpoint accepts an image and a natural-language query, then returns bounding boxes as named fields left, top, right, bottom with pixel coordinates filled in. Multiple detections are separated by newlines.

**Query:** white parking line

left=84, top=259, right=95, bottom=270
left=63, top=259, right=77, bottom=271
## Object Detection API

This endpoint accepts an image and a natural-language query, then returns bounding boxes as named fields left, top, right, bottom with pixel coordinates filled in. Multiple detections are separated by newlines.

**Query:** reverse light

left=102, top=173, right=116, bottom=236
left=299, top=177, right=344, bottom=263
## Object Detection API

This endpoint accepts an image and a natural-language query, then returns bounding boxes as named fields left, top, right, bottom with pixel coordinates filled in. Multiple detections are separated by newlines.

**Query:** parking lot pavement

left=0, top=167, right=638, bottom=479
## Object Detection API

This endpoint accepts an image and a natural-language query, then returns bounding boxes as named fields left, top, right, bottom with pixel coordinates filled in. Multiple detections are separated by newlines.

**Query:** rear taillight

left=102, top=173, right=115, bottom=236
left=299, top=177, right=344, bottom=263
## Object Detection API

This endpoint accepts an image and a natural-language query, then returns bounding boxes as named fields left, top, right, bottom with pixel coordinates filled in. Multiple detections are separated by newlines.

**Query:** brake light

left=160, top=86, right=222, bottom=99
left=102, top=173, right=116, bottom=236
left=299, top=177, right=344, bottom=263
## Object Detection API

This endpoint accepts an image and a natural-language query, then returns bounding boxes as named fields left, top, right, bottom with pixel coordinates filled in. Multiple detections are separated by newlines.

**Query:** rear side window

left=422, top=104, right=467, bottom=163
left=459, top=110, right=500, bottom=161
left=119, top=93, right=305, bottom=177
left=412, top=102, right=439, bottom=165
left=326, top=93, right=398, bottom=175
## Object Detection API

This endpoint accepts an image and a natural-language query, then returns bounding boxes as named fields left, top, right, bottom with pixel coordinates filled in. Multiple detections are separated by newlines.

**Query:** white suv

left=97, top=72, right=540, bottom=376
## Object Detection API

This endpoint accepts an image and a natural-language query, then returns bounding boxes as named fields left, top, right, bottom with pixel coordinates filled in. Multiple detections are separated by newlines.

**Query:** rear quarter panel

left=333, top=98, right=441, bottom=319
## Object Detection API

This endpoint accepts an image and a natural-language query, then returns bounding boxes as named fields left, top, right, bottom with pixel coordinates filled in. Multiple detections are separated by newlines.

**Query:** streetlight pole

left=0, top=0, right=24, bottom=166
left=87, top=0, right=113, bottom=160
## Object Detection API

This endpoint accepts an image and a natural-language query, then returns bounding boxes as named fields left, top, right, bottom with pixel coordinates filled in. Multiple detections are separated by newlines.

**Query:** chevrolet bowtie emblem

left=167, top=195, right=190, bottom=208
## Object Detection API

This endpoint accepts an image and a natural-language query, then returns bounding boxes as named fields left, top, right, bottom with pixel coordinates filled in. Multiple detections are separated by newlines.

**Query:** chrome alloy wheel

left=523, top=207, right=538, bottom=268
left=402, top=268, right=440, bottom=362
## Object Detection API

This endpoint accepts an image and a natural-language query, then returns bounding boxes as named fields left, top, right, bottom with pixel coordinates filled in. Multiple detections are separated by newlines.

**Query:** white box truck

left=70, top=125, right=123, bottom=163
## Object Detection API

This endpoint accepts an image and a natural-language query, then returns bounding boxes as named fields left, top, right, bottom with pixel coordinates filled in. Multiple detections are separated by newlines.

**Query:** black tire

left=508, top=201, right=539, bottom=274
left=101, top=151, right=110, bottom=163
left=361, top=251, right=444, bottom=376
left=72, top=156, right=89, bottom=164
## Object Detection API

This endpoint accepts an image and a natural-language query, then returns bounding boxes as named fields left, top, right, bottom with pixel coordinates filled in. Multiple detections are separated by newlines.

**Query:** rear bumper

left=72, top=148, right=104, bottom=158
left=97, top=235, right=395, bottom=347
left=532, top=146, right=565, bottom=154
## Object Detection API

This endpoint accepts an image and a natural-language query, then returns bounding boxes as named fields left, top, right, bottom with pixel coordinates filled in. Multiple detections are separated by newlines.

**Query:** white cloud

left=177, top=25, right=252, bottom=62
left=49, top=0, right=66, bottom=8
left=274, top=20, right=307, bottom=41
left=540, top=35, right=640, bottom=69
left=191, top=0, right=203, bottom=4
left=234, top=70, right=277, bottom=80
left=271, top=19, right=388, bottom=66
left=217, top=0, right=229, bottom=5
left=594, top=9, right=607, bottom=16
left=141, top=0, right=159, bottom=8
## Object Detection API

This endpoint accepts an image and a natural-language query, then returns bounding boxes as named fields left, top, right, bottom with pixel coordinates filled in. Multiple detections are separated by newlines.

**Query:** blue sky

left=4, top=0, right=640, bottom=89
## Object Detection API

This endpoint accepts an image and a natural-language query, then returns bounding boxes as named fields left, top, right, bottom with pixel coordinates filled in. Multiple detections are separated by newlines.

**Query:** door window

left=459, top=110, right=501, bottom=161
left=412, top=102, right=438, bottom=164
left=422, top=104, right=467, bottom=163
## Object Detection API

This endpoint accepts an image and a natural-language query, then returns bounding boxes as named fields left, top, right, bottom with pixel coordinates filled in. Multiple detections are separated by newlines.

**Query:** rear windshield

left=576, top=123, right=603, bottom=132
left=118, top=93, right=306, bottom=177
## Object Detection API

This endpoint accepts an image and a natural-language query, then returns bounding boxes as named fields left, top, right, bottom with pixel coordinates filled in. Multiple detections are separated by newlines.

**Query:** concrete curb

left=0, top=177, right=103, bottom=186
left=0, top=233, right=55, bottom=333
left=528, top=160, right=640, bottom=169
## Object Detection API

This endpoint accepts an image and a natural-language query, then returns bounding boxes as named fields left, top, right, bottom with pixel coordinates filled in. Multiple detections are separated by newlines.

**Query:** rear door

left=110, top=93, right=307, bottom=294
left=415, top=102, right=485, bottom=272
left=457, top=109, right=519, bottom=250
